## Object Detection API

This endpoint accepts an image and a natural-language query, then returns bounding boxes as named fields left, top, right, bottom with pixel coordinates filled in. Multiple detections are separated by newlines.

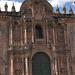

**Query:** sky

left=0, top=0, right=75, bottom=13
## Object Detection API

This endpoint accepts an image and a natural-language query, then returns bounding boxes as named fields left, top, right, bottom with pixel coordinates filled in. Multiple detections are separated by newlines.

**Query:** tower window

left=35, top=25, right=43, bottom=39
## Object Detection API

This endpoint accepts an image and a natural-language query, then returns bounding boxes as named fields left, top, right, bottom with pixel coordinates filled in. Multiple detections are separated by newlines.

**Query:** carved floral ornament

left=48, top=21, right=56, bottom=28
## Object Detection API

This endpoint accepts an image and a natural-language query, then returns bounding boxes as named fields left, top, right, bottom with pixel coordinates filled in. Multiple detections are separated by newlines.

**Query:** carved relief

left=72, top=56, right=75, bottom=64
left=13, top=22, right=21, bottom=42
left=12, top=21, right=21, bottom=49
left=27, top=25, right=32, bottom=32
left=14, top=55, right=24, bottom=75
left=56, top=26, right=65, bottom=50
left=58, top=55, right=67, bottom=75
left=57, top=27, right=64, bottom=42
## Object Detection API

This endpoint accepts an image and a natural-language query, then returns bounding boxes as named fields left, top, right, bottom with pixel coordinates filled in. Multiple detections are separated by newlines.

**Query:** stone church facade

left=0, top=0, right=75, bottom=75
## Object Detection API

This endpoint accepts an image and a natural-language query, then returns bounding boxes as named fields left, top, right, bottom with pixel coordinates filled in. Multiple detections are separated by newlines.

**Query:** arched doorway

left=32, top=52, right=51, bottom=75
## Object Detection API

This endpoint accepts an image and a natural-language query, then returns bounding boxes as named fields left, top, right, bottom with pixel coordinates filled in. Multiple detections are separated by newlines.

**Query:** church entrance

left=32, top=52, right=51, bottom=75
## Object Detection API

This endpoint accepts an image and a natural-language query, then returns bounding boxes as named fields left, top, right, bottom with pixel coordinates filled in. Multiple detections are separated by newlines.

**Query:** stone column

left=66, top=54, right=72, bottom=75
left=24, top=22, right=27, bottom=45
left=25, top=57, right=28, bottom=75
left=32, top=6, right=34, bottom=18
left=52, top=27, right=58, bottom=75
left=10, top=55, right=13, bottom=75
left=32, top=19, right=34, bottom=43
left=32, top=7, right=34, bottom=43
left=21, top=26, right=23, bottom=47
left=46, top=19, right=49, bottom=43
left=23, top=15, right=27, bottom=48
left=53, top=27, right=55, bottom=47
left=22, top=55, right=24, bottom=75
left=9, top=24, right=13, bottom=50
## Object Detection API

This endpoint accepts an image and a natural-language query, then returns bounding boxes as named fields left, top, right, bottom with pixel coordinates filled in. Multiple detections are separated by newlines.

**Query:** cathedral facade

left=0, top=0, right=74, bottom=75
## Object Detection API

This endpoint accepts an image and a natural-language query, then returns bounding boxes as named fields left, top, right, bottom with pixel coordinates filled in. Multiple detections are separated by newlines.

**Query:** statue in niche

left=34, top=6, right=42, bottom=20
left=32, top=0, right=44, bottom=19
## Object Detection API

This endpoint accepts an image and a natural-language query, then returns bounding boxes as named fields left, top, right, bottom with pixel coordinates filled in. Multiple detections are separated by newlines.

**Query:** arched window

left=35, top=25, right=43, bottom=39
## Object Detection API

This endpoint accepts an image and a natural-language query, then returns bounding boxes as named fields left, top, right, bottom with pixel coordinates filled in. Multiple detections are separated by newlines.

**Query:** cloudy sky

left=0, top=0, right=75, bottom=13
